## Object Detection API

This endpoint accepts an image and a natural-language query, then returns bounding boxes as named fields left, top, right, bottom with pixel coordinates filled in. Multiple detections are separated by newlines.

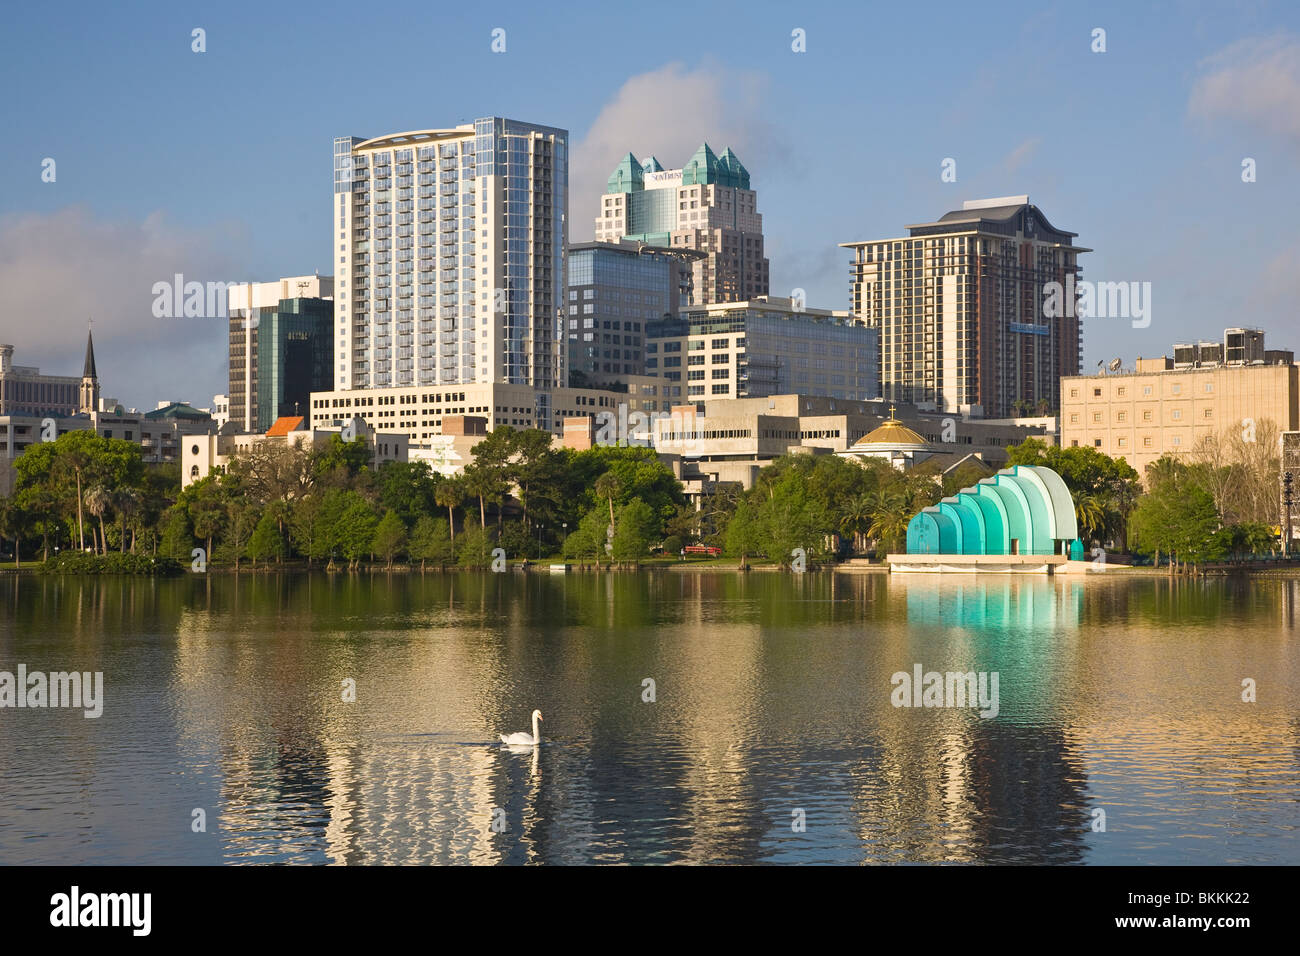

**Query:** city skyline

left=2, top=2, right=1298, bottom=410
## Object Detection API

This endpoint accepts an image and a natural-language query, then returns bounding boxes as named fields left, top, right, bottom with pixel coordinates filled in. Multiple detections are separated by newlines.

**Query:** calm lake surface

left=1, top=571, right=1298, bottom=865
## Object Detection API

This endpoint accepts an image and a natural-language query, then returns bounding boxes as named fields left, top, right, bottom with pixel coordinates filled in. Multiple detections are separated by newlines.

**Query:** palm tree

left=434, top=477, right=462, bottom=543
left=838, top=493, right=875, bottom=554
left=594, top=472, right=621, bottom=529
left=1075, top=493, right=1106, bottom=545
left=59, top=441, right=93, bottom=552
left=867, top=488, right=909, bottom=556
left=84, top=486, right=111, bottom=554
left=460, top=466, right=492, bottom=530
left=113, top=487, right=141, bottom=553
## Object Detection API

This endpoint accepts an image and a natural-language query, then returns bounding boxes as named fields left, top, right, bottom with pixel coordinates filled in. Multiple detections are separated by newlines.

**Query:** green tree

left=372, top=511, right=407, bottom=569
left=455, top=523, right=494, bottom=568
left=158, top=506, right=192, bottom=561
left=434, top=476, right=464, bottom=543
left=611, top=498, right=659, bottom=564
left=0, top=496, right=32, bottom=567
left=725, top=499, right=763, bottom=569
left=333, top=494, right=378, bottom=569
left=224, top=500, right=258, bottom=569
left=248, top=510, right=284, bottom=568
left=867, top=487, right=910, bottom=556
left=288, top=493, right=324, bottom=565
left=314, top=434, right=371, bottom=486
left=408, top=515, right=453, bottom=569
left=510, top=428, right=565, bottom=533
left=563, top=507, right=608, bottom=566
left=376, top=460, right=438, bottom=528
left=84, top=485, right=112, bottom=554
left=182, top=476, right=226, bottom=561
left=463, top=427, right=516, bottom=530
left=594, top=472, right=621, bottom=529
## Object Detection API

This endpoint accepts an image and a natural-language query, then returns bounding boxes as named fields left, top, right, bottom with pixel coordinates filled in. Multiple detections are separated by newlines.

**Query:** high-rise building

left=841, top=196, right=1088, bottom=419
left=645, top=296, right=878, bottom=403
left=228, top=276, right=334, bottom=432
left=333, top=118, right=568, bottom=413
left=565, top=240, right=702, bottom=387
left=594, top=145, right=768, bottom=304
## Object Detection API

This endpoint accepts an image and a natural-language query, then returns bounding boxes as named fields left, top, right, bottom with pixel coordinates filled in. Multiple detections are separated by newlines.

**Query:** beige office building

left=309, top=381, right=651, bottom=445
left=1060, top=358, right=1299, bottom=478
left=646, top=297, right=878, bottom=403
left=646, top=393, right=1054, bottom=490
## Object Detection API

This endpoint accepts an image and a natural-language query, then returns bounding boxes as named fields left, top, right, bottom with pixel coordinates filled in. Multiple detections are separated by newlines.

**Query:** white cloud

left=1189, top=33, right=1300, bottom=146
left=569, top=61, right=780, bottom=236
left=0, top=207, right=246, bottom=411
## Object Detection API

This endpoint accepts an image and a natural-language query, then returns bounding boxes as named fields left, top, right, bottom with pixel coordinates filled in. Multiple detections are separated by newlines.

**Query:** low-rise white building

left=182, top=415, right=407, bottom=487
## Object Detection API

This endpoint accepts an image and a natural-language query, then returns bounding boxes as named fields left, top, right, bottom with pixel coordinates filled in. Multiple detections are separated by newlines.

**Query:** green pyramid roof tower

left=606, top=152, right=644, bottom=193
left=681, top=142, right=721, bottom=186
left=718, top=147, right=750, bottom=189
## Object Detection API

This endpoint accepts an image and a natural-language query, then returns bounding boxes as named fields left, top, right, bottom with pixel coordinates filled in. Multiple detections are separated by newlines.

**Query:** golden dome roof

left=850, top=406, right=929, bottom=448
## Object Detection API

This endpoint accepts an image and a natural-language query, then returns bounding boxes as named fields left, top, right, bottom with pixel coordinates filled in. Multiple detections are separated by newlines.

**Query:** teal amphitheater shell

left=905, top=465, right=1079, bottom=556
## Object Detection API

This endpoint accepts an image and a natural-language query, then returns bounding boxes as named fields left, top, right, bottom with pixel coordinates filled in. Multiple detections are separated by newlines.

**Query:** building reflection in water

left=6, top=569, right=1289, bottom=865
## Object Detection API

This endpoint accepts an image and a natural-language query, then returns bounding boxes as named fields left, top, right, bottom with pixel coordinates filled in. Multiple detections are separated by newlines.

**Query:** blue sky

left=1, top=0, right=1297, bottom=409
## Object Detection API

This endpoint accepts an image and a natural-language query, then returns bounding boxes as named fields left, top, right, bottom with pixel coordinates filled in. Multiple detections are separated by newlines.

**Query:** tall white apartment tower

left=333, top=118, right=568, bottom=401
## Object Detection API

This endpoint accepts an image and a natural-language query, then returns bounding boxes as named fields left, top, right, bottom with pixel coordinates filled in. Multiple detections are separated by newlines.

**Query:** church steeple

left=80, top=325, right=99, bottom=414
left=83, top=327, right=97, bottom=378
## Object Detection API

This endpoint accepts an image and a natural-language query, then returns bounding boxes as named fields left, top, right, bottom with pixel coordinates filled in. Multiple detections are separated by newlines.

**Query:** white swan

left=500, top=709, right=542, bottom=747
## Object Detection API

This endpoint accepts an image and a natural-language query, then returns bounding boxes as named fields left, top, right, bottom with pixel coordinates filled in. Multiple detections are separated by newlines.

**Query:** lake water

left=1, top=571, right=1297, bottom=865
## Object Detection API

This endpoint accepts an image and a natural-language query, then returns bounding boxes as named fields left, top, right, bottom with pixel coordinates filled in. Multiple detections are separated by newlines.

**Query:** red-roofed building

left=265, top=415, right=305, bottom=437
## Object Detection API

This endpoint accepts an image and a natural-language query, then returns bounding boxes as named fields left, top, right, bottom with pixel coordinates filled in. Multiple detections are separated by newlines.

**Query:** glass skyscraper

left=227, top=279, right=334, bottom=432
left=565, top=241, right=701, bottom=386
left=333, top=118, right=568, bottom=409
